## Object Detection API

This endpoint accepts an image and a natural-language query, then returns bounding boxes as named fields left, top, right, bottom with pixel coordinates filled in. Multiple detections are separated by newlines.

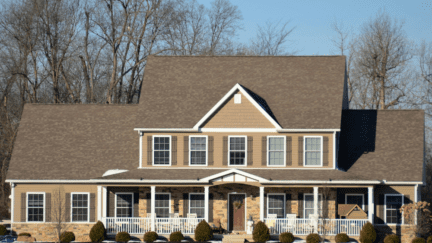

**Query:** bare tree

left=51, top=186, right=69, bottom=243
left=250, top=20, right=296, bottom=56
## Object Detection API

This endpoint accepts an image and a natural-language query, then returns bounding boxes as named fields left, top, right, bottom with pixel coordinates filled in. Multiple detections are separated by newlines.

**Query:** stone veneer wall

left=13, top=223, right=95, bottom=242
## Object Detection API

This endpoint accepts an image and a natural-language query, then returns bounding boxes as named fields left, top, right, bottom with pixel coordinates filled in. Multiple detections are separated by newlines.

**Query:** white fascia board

left=383, top=181, right=424, bottom=185
left=201, top=168, right=269, bottom=182
left=277, top=129, right=340, bottom=132
left=199, top=128, right=278, bottom=133
left=261, top=180, right=382, bottom=185
left=6, top=179, right=208, bottom=184
left=134, top=128, right=198, bottom=132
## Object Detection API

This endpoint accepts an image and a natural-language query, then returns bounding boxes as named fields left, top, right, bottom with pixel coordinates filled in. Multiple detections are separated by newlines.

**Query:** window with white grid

left=304, top=137, right=322, bottom=166
left=304, top=194, right=322, bottom=219
left=116, top=193, right=133, bottom=217
left=190, top=136, right=207, bottom=165
left=155, top=194, right=170, bottom=218
left=27, top=193, right=44, bottom=222
left=268, top=194, right=285, bottom=218
left=385, top=195, right=403, bottom=224
left=189, top=194, right=205, bottom=218
left=268, top=137, right=285, bottom=166
left=72, top=193, right=89, bottom=222
left=229, top=136, right=246, bottom=165
left=153, top=136, right=171, bottom=165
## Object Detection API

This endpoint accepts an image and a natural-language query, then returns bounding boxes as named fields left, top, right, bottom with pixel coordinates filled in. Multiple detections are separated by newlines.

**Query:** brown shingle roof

left=137, top=56, right=346, bottom=129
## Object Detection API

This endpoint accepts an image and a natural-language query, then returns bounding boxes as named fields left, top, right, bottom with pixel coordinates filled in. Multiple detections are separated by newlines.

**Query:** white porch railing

left=102, top=217, right=204, bottom=235
left=264, top=218, right=368, bottom=236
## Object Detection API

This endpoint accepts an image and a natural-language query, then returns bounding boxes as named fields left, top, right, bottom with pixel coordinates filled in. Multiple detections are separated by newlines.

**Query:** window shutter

left=134, top=192, right=139, bottom=217
left=147, top=136, right=152, bottom=165
left=21, top=193, right=26, bottom=222
left=65, top=193, right=71, bottom=222
left=223, top=136, right=228, bottom=166
left=262, top=137, right=267, bottom=166
left=298, top=193, right=303, bottom=218
left=172, top=136, right=177, bottom=165
left=286, top=194, right=291, bottom=214
left=90, top=193, right=96, bottom=222
left=323, top=137, right=329, bottom=166
left=247, top=136, right=253, bottom=166
left=183, top=194, right=189, bottom=217
left=209, top=193, right=214, bottom=222
left=184, top=136, right=189, bottom=165
left=45, top=193, right=51, bottom=222
left=109, top=192, right=115, bottom=217
left=298, top=136, right=304, bottom=166
left=208, top=136, right=214, bottom=166
left=146, top=193, right=151, bottom=216
left=286, top=136, right=292, bottom=166
left=264, top=193, right=267, bottom=218
left=377, top=194, right=385, bottom=224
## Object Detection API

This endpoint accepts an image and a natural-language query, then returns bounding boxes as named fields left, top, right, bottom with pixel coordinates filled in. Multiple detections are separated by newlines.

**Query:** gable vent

left=234, top=94, right=241, bottom=104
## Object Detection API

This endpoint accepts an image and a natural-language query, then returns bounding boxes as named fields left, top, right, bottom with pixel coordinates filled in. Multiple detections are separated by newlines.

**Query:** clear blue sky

left=198, top=0, right=432, bottom=55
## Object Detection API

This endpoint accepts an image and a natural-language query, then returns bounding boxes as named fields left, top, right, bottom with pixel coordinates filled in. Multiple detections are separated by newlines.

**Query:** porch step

left=221, top=234, right=253, bottom=243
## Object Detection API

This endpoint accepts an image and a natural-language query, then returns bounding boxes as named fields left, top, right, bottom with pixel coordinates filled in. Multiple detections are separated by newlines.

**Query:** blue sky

left=198, top=0, right=432, bottom=55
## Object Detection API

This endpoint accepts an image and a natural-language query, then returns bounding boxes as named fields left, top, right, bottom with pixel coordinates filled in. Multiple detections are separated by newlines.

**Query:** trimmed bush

left=252, top=221, right=270, bottom=243
left=60, top=231, right=75, bottom=243
left=144, top=231, right=158, bottom=243
left=360, top=222, right=376, bottom=243
left=279, top=232, right=295, bottom=243
left=384, top=234, right=400, bottom=243
left=170, top=231, right=184, bottom=242
left=18, top=233, right=31, bottom=237
left=335, top=233, right=350, bottom=243
left=116, top=232, right=130, bottom=243
left=0, top=225, right=7, bottom=236
left=306, top=233, right=321, bottom=243
left=89, top=220, right=106, bottom=242
left=412, top=238, right=426, bottom=243
left=195, top=220, right=213, bottom=242
left=427, top=236, right=432, bottom=243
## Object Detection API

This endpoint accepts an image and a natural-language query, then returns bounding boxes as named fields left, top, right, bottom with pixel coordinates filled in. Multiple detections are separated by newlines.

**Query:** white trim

left=10, top=183, right=14, bottom=224
left=267, top=136, right=286, bottom=167
left=102, top=187, right=107, bottom=218
left=26, top=192, right=46, bottom=223
left=155, top=193, right=171, bottom=218
left=267, top=193, right=286, bottom=218
left=189, top=135, right=208, bottom=166
left=133, top=128, right=340, bottom=133
left=228, top=135, right=248, bottom=167
left=202, top=169, right=269, bottom=182
left=152, top=135, right=172, bottom=166
left=71, top=192, right=90, bottom=223
left=97, top=186, right=102, bottom=221
left=139, top=132, right=143, bottom=168
left=115, top=192, right=134, bottom=218
left=227, top=193, right=247, bottom=232
left=345, top=194, right=365, bottom=210
left=193, top=83, right=282, bottom=130
left=134, top=128, right=198, bottom=132
left=333, top=131, right=336, bottom=170
left=304, top=136, right=323, bottom=167
left=384, top=194, right=404, bottom=225
left=200, top=128, right=278, bottom=133
left=189, top=193, right=205, bottom=218
left=262, top=180, right=382, bottom=184
left=304, top=193, right=322, bottom=218
left=368, top=187, right=374, bottom=224
left=136, top=167, right=338, bottom=170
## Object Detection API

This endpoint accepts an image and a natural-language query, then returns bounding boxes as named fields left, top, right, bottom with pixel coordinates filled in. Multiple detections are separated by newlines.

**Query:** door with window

left=229, top=194, right=245, bottom=231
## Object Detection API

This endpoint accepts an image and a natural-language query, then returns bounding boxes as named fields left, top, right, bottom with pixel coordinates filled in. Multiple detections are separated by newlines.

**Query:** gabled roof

left=137, top=56, right=346, bottom=129
left=338, top=204, right=365, bottom=216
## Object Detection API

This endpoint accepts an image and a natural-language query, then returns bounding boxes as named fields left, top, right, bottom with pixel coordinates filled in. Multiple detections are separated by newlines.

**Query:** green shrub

left=384, top=234, right=400, bottom=243
left=195, top=220, right=213, bottom=242
left=335, top=233, right=350, bottom=243
left=427, top=236, right=432, bottom=243
left=0, top=225, right=7, bottom=236
left=89, top=221, right=106, bottom=242
left=252, top=221, right=270, bottom=242
left=360, top=222, right=376, bottom=243
left=306, top=233, right=321, bottom=243
left=169, top=231, right=184, bottom=242
left=60, top=231, right=75, bottom=243
left=144, top=231, right=158, bottom=243
left=412, top=238, right=426, bottom=243
left=116, top=232, right=130, bottom=243
left=18, top=233, right=31, bottom=237
left=279, top=232, right=295, bottom=243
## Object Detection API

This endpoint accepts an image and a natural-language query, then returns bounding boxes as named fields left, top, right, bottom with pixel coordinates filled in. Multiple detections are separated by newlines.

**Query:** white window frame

left=155, top=193, right=171, bottom=218
left=304, top=193, right=323, bottom=218
left=228, top=135, right=247, bottom=167
left=384, top=194, right=404, bottom=225
left=267, top=136, right=286, bottom=167
left=267, top=193, right=285, bottom=218
left=189, top=193, right=205, bottom=218
left=345, top=194, right=365, bottom=210
left=152, top=135, right=172, bottom=166
left=26, top=192, right=45, bottom=223
left=71, top=192, right=90, bottom=223
left=189, top=136, right=208, bottom=166
left=115, top=192, right=134, bottom=218
left=303, top=136, right=323, bottom=167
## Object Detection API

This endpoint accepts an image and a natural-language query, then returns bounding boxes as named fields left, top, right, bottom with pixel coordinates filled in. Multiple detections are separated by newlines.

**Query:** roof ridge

left=152, top=55, right=345, bottom=58
left=27, top=103, right=138, bottom=106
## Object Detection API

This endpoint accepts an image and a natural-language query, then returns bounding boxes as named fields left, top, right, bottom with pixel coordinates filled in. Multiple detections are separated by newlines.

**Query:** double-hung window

left=71, top=193, right=89, bottom=222
left=229, top=136, right=246, bottom=166
left=346, top=194, right=365, bottom=210
left=304, top=136, right=323, bottom=166
left=189, top=194, right=205, bottom=218
left=267, top=194, right=285, bottom=218
left=27, top=193, right=44, bottom=222
left=155, top=194, right=170, bottom=218
left=190, top=136, right=207, bottom=166
left=153, top=136, right=171, bottom=166
left=385, top=194, right=404, bottom=224
left=304, top=194, right=322, bottom=219
left=267, top=136, right=285, bottom=166
left=116, top=193, right=133, bottom=217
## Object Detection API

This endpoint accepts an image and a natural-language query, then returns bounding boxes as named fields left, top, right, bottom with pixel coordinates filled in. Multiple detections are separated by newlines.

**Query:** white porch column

left=313, top=187, right=318, bottom=233
left=260, top=187, right=264, bottom=221
left=10, top=183, right=15, bottom=224
left=368, top=186, right=374, bottom=224
left=151, top=186, right=156, bottom=231
left=102, top=187, right=107, bottom=218
left=139, top=132, right=143, bottom=168
left=204, top=186, right=209, bottom=222
left=414, top=184, right=419, bottom=225
left=97, top=186, right=102, bottom=221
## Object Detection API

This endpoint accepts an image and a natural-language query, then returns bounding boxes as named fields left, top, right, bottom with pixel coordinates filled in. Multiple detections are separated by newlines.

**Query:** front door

left=229, top=194, right=246, bottom=231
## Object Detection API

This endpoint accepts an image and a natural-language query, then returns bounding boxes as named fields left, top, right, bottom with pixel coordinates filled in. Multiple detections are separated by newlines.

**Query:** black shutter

left=183, top=193, right=189, bottom=217
left=377, top=194, right=385, bottom=224
left=323, top=137, right=329, bottom=166
left=262, top=136, right=267, bottom=166
left=184, top=136, right=189, bottom=165
left=109, top=191, right=115, bottom=217
left=223, top=136, right=228, bottom=166
left=247, top=136, right=253, bottom=166
left=298, top=136, right=304, bottom=166
left=147, top=136, right=152, bottom=165
left=134, top=192, right=139, bottom=217
left=264, top=193, right=267, bottom=218
left=172, top=136, right=177, bottom=165
left=208, top=136, right=214, bottom=166
left=65, top=193, right=71, bottom=222
left=286, top=194, right=291, bottom=214
left=45, top=193, right=51, bottom=222
left=298, top=193, right=303, bottom=218
left=209, top=193, right=214, bottom=222
left=90, top=193, right=96, bottom=222
left=146, top=193, right=151, bottom=216
left=286, top=136, right=292, bottom=166
left=21, top=193, right=26, bottom=222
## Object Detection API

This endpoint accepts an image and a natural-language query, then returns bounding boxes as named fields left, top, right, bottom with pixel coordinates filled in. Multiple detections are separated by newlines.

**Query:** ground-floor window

left=27, top=193, right=44, bottom=222
left=71, top=193, right=89, bottom=222
left=155, top=193, right=170, bottom=218
left=116, top=193, right=133, bottom=217
left=304, top=194, right=322, bottom=219
left=268, top=194, right=285, bottom=218
left=189, top=194, right=205, bottom=218
left=346, top=194, right=364, bottom=210
left=385, top=194, right=403, bottom=224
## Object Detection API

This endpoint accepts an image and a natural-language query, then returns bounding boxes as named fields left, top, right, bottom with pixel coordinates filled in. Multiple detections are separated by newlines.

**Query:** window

left=190, top=136, right=207, bottom=166
left=304, top=136, right=323, bottom=166
left=71, top=193, right=89, bottom=222
left=155, top=194, right=170, bottom=218
left=189, top=194, right=205, bottom=218
left=385, top=194, right=404, bottom=224
left=304, top=194, right=322, bottom=219
left=268, top=194, right=285, bottom=218
left=153, top=136, right=171, bottom=166
left=229, top=136, right=247, bottom=166
left=116, top=193, right=133, bottom=217
left=268, top=136, right=285, bottom=166
left=27, top=193, right=44, bottom=222
left=346, top=194, right=364, bottom=210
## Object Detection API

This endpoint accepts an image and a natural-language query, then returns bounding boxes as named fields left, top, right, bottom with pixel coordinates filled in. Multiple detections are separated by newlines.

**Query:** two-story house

left=6, top=56, right=425, bottom=242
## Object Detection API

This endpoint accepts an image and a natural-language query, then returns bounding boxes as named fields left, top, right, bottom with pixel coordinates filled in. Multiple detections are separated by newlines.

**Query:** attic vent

left=234, top=94, right=241, bottom=104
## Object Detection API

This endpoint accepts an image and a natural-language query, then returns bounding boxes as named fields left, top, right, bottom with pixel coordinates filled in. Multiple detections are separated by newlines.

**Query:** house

left=6, top=56, right=425, bottom=242
left=337, top=204, right=367, bottom=219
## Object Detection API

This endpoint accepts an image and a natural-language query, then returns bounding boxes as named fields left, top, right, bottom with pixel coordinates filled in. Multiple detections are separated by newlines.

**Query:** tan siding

left=347, top=210, right=367, bottom=219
